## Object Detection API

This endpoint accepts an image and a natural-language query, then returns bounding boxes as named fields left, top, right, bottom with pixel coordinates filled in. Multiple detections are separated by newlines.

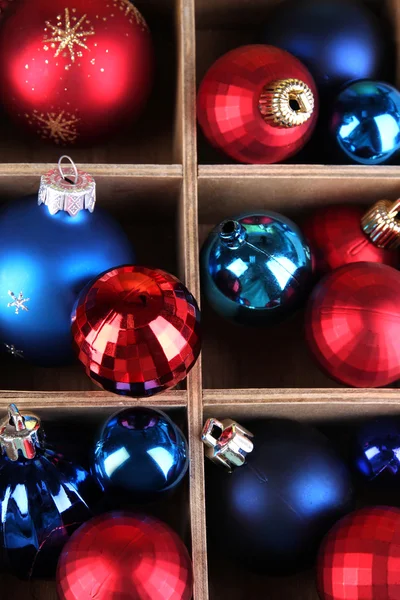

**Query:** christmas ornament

left=93, top=407, right=188, bottom=500
left=0, top=0, right=153, bottom=146
left=0, top=404, right=99, bottom=579
left=331, top=80, right=400, bottom=165
left=0, top=157, right=134, bottom=365
left=197, top=45, right=318, bottom=164
left=202, top=417, right=353, bottom=573
left=353, top=418, right=400, bottom=482
left=261, top=0, right=386, bottom=95
left=318, top=506, right=400, bottom=600
left=200, top=211, right=313, bottom=326
left=302, top=200, right=400, bottom=276
left=57, top=512, right=193, bottom=600
left=306, top=262, right=400, bottom=388
left=72, top=265, right=201, bottom=396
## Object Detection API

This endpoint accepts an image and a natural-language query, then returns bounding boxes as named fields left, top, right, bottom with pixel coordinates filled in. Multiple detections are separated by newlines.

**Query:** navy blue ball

left=93, top=407, right=189, bottom=500
left=0, top=196, right=134, bottom=365
left=206, top=419, right=354, bottom=573
left=261, top=0, right=386, bottom=94
left=200, top=212, right=313, bottom=326
left=331, top=80, right=400, bottom=164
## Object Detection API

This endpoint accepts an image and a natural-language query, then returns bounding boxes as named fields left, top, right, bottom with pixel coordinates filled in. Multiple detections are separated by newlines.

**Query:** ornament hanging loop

left=58, top=155, right=78, bottom=185
left=362, top=198, right=400, bottom=249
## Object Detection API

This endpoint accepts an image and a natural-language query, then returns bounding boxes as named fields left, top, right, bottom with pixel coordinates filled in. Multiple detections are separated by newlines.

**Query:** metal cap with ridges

left=362, top=198, right=400, bottom=250
left=259, top=78, right=314, bottom=128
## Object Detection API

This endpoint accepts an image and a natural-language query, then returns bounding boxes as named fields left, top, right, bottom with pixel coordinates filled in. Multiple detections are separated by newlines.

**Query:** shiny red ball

left=0, top=0, right=153, bottom=145
left=72, top=265, right=201, bottom=397
left=306, top=262, right=400, bottom=388
left=197, top=44, right=318, bottom=164
left=318, top=506, right=400, bottom=600
left=303, top=205, right=397, bottom=276
left=57, top=512, right=193, bottom=600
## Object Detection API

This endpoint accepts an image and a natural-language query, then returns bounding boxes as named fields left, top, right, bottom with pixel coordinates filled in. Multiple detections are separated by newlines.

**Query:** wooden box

left=1, top=0, right=400, bottom=598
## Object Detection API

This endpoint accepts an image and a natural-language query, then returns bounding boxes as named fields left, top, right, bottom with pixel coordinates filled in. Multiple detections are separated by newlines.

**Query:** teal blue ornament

left=0, top=157, right=134, bottom=366
left=331, top=80, right=400, bottom=165
left=200, top=212, right=313, bottom=326
left=93, top=407, right=188, bottom=501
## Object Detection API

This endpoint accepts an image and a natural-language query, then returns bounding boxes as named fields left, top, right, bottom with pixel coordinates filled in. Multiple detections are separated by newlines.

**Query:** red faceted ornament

left=303, top=202, right=400, bottom=276
left=197, top=44, right=318, bottom=164
left=57, top=512, right=193, bottom=600
left=72, top=265, right=201, bottom=397
left=0, top=0, right=154, bottom=145
left=306, top=262, right=400, bottom=388
left=318, top=506, right=400, bottom=600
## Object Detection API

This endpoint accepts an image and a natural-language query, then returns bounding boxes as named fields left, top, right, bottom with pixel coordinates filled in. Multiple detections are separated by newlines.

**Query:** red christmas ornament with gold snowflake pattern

left=0, top=0, right=154, bottom=145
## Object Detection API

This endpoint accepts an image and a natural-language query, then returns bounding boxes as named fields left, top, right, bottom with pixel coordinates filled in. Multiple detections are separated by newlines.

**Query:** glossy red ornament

left=72, top=265, right=201, bottom=397
left=318, top=506, right=400, bottom=600
left=197, top=44, right=318, bottom=164
left=303, top=204, right=399, bottom=276
left=0, top=0, right=153, bottom=145
left=306, top=262, right=400, bottom=388
left=57, top=512, right=193, bottom=600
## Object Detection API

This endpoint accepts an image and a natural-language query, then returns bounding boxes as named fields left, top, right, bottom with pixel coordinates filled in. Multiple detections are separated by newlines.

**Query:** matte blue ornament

left=353, top=417, right=400, bottom=481
left=0, top=159, right=134, bottom=365
left=93, top=407, right=188, bottom=501
left=0, top=404, right=99, bottom=579
left=331, top=80, right=400, bottom=164
left=200, top=212, right=313, bottom=326
left=202, top=417, right=354, bottom=574
left=261, top=0, right=387, bottom=95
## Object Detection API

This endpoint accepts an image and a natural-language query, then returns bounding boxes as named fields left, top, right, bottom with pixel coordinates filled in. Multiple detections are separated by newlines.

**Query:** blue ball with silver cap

left=0, top=156, right=134, bottom=366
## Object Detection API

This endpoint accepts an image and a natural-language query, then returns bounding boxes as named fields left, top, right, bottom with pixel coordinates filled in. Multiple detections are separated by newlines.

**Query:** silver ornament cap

left=38, top=155, right=96, bottom=217
left=0, top=403, right=42, bottom=461
left=202, top=417, right=254, bottom=471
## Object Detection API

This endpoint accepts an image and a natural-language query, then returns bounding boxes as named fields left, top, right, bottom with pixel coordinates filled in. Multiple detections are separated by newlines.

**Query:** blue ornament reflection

left=200, top=212, right=313, bottom=326
left=354, top=418, right=400, bottom=481
left=0, top=448, right=98, bottom=579
left=93, top=407, right=188, bottom=500
left=331, top=80, right=400, bottom=165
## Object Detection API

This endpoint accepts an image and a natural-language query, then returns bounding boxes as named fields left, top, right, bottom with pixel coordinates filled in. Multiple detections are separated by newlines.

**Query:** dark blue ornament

left=203, top=418, right=354, bottom=574
left=200, top=212, right=313, bottom=326
left=0, top=404, right=99, bottom=579
left=261, top=0, right=387, bottom=95
left=353, top=417, right=400, bottom=481
left=331, top=80, right=400, bottom=164
left=0, top=165, right=134, bottom=366
left=93, top=407, right=188, bottom=501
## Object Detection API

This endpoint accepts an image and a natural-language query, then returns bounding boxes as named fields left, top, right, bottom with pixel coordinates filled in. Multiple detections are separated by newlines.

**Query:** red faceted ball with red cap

left=57, top=512, right=193, bottom=600
left=318, top=506, right=400, bottom=600
left=72, top=265, right=201, bottom=397
left=0, top=0, right=154, bottom=145
left=197, top=44, right=318, bottom=164
left=306, top=262, right=400, bottom=388
left=303, top=204, right=398, bottom=277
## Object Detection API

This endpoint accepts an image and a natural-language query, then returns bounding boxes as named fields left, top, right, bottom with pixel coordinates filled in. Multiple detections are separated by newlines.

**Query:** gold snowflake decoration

left=29, top=110, right=79, bottom=145
left=44, top=8, right=95, bottom=62
left=113, top=0, right=148, bottom=29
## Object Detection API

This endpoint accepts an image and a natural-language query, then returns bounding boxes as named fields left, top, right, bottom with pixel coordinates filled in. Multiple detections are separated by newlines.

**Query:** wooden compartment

left=1, top=0, right=400, bottom=599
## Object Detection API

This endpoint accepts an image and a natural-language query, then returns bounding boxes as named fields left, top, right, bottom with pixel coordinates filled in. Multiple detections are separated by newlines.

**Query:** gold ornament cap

left=0, top=404, right=42, bottom=461
left=201, top=417, right=254, bottom=471
left=38, top=155, right=96, bottom=217
left=361, top=198, right=400, bottom=250
left=259, top=78, right=314, bottom=128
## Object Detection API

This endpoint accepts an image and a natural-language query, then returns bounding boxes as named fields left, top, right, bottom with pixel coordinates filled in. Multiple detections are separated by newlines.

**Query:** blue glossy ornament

left=93, top=407, right=188, bottom=500
left=354, top=418, right=400, bottom=481
left=203, top=417, right=354, bottom=574
left=0, top=165, right=134, bottom=366
left=331, top=80, right=400, bottom=165
left=200, top=212, right=313, bottom=326
left=261, top=0, right=386, bottom=94
left=0, top=404, right=99, bottom=579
